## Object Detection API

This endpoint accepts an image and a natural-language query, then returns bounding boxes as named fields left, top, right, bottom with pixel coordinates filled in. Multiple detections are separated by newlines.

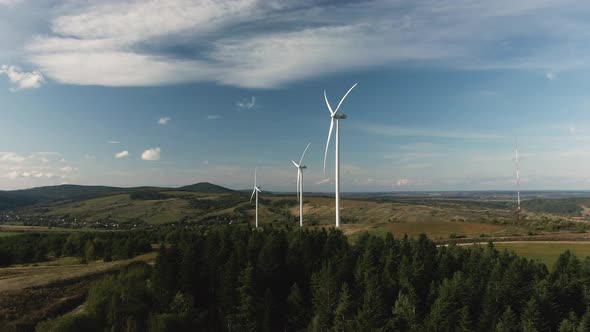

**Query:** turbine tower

left=292, top=142, right=311, bottom=227
left=515, top=139, right=521, bottom=219
left=250, top=168, right=262, bottom=228
left=323, top=83, right=358, bottom=228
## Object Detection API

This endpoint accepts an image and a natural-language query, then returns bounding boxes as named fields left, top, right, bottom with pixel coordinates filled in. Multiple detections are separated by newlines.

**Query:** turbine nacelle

left=332, top=113, right=347, bottom=120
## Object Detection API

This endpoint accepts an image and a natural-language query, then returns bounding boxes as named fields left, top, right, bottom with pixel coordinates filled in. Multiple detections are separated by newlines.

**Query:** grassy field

left=0, top=232, right=19, bottom=237
left=488, top=242, right=590, bottom=268
left=339, top=221, right=528, bottom=240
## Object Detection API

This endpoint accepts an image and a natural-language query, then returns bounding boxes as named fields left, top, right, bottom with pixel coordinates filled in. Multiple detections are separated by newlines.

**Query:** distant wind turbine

left=323, top=83, right=358, bottom=228
left=250, top=168, right=262, bottom=228
left=515, top=139, right=521, bottom=218
left=292, top=142, right=311, bottom=227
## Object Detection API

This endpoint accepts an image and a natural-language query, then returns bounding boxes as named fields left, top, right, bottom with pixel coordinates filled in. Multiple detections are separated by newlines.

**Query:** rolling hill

left=179, top=182, right=235, bottom=193
left=0, top=182, right=236, bottom=212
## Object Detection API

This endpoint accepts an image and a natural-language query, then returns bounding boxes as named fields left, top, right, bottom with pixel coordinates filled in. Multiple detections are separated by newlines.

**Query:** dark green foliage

left=35, top=227, right=590, bottom=331
left=0, top=230, right=152, bottom=265
left=35, top=313, right=98, bottom=332
left=86, top=262, right=153, bottom=331
left=495, top=306, right=519, bottom=332
left=235, top=264, right=257, bottom=332
left=287, top=283, right=307, bottom=332
left=130, top=190, right=169, bottom=200
left=179, top=182, right=235, bottom=193
left=332, top=283, right=354, bottom=331
left=522, top=198, right=584, bottom=216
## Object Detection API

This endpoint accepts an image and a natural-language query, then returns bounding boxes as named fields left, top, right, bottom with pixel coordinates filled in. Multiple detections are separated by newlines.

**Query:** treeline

left=0, top=231, right=153, bottom=266
left=39, top=226, right=590, bottom=331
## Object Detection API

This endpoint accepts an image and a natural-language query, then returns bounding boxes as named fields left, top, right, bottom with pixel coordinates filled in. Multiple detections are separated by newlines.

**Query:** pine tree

left=521, top=298, right=545, bottom=332
left=310, top=263, right=339, bottom=331
left=458, top=305, right=473, bottom=332
left=559, top=312, right=578, bottom=332
left=262, top=288, right=274, bottom=332
left=235, top=264, right=257, bottom=332
left=391, top=292, right=418, bottom=331
left=332, top=283, right=354, bottom=332
left=577, top=307, right=590, bottom=332
left=287, top=283, right=307, bottom=332
left=356, top=276, right=387, bottom=330
left=85, top=239, right=96, bottom=262
left=495, top=306, right=518, bottom=332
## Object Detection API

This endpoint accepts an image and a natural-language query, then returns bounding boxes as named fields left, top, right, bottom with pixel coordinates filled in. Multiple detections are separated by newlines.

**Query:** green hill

left=179, top=182, right=235, bottom=193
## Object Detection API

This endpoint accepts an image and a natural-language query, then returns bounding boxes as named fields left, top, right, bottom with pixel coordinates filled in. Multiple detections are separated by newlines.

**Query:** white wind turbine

left=323, top=83, right=358, bottom=228
left=292, top=142, right=311, bottom=227
left=515, top=139, right=521, bottom=219
left=250, top=168, right=262, bottom=228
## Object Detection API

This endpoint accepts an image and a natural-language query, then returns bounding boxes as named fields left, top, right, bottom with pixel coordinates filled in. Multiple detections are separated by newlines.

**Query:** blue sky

left=1, top=0, right=590, bottom=191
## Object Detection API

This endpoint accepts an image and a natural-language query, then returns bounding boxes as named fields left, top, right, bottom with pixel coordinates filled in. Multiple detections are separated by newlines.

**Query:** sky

left=2, top=0, right=590, bottom=191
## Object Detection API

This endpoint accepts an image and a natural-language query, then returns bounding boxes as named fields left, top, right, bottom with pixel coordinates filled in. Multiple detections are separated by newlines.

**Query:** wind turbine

left=323, top=83, right=358, bottom=228
left=292, top=142, right=311, bottom=227
left=250, top=168, right=262, bottom=228
left=515, top=139, right=521, bottom=219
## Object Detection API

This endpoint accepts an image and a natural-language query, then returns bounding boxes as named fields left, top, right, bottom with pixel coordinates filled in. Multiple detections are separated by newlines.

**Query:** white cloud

left=236, top=96, right=256, bottom=110
left=141, top=147, right=160, bottom=161
left=115, top=150, right=129, bottom=159
left=315, top=178, right=330, bottom=185
left=0, top=0, right=22, bottom=6
left=0, top=65, right=45, bottom=91
left=85, top=154, right=96, bottom=160
left=207, top=114, right=221, bottom=120
left=22, top=0, right=586, bottom=89
left=0, top=152, right=26, bottom=163
left=396, top=179, right=410, bottom=186
left=6, top=170, right=65, bottom=179
left=354, top=123, right=502, bottom=140
left=107, top=140, right=120, bottom=144
left=60, top=166, right=78, bottom=172
left=158, top=116, right=171, bottom=125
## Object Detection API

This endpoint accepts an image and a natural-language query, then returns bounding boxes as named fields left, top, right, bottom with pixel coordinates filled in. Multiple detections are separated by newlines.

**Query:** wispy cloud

left=236, top=96, right=256, bottom=110
left=6, top=170, right=65, bottom=179
left=354, top=123, right=502, bottom=140
left=0, top=152, right=26, bottom=163
left=315, top=178, right=330, bottom=185
left=158, top=116, right=171, bottom=125
left=115, top=150, right=129, bottom=159
left=141, top=147, right=160, bottom=161
left=60, top=166, right=78, bottom=172
left=0, top=65, right=45, bottom=91
left=0, top=0, right=22, bottom=6
left=21, top=0, right=585, bottom=89
left=107, top=140, right=120, bottom=144
left=207, top=114, right=221, bottom=120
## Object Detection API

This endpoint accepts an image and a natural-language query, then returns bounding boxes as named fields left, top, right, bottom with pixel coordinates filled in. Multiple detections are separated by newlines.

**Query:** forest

left=34, top=225, right=590, bottom=332
left=0, top=231, right=153, bottom=266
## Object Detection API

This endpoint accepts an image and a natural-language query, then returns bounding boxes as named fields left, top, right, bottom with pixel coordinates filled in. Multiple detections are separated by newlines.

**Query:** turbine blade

left=299, top=142, right=311, bottom=165
left=324, top=90, right=335, bottom=115
left=292, top=160, right=299, bottom=168
left=296, top=169, right=301, bottom=201
left=334, top=83, right=358, bottom=114
left=250, top=188, right=256, bottom=203
left=324, top=118, right=334, bottom=174
left=256, top=187, right=261, bottom=193
left=254, top=167, right=257, bottom=187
